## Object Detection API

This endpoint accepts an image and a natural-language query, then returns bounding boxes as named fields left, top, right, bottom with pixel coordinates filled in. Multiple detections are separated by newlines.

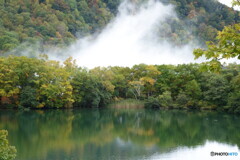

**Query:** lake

left=0, top=109, right=239, bottom=160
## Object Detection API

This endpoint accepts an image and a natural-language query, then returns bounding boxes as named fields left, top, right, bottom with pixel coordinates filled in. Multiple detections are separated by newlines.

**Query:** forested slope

left=0, top=0, right=239, bottom=54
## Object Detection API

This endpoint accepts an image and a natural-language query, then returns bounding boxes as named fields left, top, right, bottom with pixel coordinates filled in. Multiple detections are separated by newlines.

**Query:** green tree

left=184, top=80, right=201, bottom=100
left=0, top=130, right=17, bottom=160
left=194, top=23, right=240, bottom=71
left=0, top=56, right=74, bottom=108
left=201, top=74, right=229, bottom=107
left=157, top=91, right=174, bottom=108
left=227, top=74, right=240, bottom=113
left=0, top=56, right=20, bottom=105
left=0, top=32, right=20, bottom=52
left=71, top=69, right=112, bottom=107
left=128, top=80, right=144, bottom=99
left=19, top=86, right=39, bottom=108
left=175, top=92, right=190, bottom=108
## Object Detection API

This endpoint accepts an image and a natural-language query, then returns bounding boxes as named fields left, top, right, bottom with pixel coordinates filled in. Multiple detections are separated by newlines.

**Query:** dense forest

left=0, top=0, right=239, bottom=54
left=0, top=56, right=239, bottom=113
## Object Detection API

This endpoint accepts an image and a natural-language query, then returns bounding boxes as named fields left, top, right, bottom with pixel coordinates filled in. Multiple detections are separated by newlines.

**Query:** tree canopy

left=1, top=56, right=240, bottom=113
left=193, top=0, right=240, bottom=71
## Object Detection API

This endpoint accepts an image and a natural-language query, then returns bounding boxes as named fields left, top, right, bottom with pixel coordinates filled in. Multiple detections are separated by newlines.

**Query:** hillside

left=0, top=0, right=239, bottom=54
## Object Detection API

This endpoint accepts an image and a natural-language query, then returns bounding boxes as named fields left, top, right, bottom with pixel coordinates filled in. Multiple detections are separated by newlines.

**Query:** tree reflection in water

left=0, top=109, right=239, bottom=160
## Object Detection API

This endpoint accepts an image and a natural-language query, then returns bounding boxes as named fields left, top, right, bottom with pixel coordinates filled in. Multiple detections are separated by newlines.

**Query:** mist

left=218, top=0, right=240, bottom=10
left=67, top=0, right=201, bottom=68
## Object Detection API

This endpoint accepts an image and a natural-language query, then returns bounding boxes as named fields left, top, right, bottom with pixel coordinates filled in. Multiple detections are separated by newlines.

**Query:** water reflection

left=0, top=109, right=239, bottom=160
left=149, top=141, right=239, bottom=160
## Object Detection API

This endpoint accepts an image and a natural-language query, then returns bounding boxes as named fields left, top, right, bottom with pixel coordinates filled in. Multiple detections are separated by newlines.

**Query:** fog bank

left=68, top=0, right=200, bottom=68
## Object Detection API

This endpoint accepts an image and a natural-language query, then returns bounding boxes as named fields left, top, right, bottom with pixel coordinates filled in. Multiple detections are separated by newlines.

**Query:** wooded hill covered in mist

left=0, top=0, right=239, bottom=54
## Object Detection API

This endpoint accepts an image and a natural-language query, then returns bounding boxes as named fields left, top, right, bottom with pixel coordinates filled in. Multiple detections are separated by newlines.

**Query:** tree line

left=0, top=56, right=239, bottom=113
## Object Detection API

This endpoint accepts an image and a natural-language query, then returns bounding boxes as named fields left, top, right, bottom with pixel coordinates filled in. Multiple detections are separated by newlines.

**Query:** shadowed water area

left=0, top=108, right=239, bottom=160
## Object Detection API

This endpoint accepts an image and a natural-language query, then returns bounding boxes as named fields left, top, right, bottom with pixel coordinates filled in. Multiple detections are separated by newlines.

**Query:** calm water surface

left=0, top=109, right=239, bottom=160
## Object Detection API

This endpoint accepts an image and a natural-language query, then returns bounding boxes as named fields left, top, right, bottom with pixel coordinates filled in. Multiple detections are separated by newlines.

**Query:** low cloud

left=68, top=0, right=201, bottom=68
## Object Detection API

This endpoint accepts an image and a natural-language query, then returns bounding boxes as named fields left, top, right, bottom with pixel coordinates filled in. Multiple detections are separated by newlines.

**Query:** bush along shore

left=0, top=56, right=240, bottom=113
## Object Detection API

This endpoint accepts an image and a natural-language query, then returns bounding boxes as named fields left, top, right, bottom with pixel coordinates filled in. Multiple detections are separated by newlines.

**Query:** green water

left=0, top=109, right=239, bottom=160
